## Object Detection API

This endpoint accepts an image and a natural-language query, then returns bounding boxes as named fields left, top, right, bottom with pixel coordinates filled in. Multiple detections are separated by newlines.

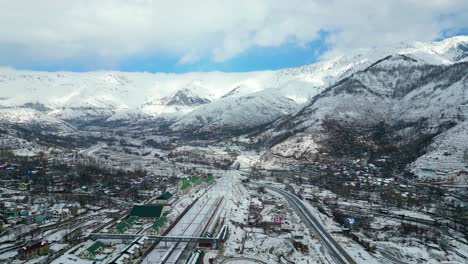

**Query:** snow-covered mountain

left=0, top=108, right=75, bottom=133
left=0, top=36, right=466, bottom=134
left=108, top=85, right=213, bottom=122
left=171, top=89, right=299, bottom=133
left=257, top=53, right=468, bottom=180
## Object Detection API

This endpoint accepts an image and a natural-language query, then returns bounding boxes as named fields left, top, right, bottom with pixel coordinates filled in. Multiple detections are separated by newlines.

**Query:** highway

left=259, top=184, right=355, bottom=264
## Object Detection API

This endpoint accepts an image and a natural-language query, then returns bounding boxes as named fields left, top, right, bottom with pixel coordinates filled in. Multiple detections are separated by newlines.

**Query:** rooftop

left=151, top=216, right=167, bottom=230
left=181, top=181, right=191, bottom=190
left=130, top=205, right=164, bottom=218
left=86, top=241, right=105, bottom=254
left=157, top=192, right=173, bottom=200
left=116, top=222, right=131, bottom=233
left=18, top=241, right=49, bottom=254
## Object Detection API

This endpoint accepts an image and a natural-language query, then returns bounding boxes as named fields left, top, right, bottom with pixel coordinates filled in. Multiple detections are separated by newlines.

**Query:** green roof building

left=191, top=176, right=200, bottom=184
left=130, top=205, right=164, bottom=220
left=79, top=241, right=105, bottom=259
left=203, top=175, right=214, bottom=183
left=157, top=192, right=173, bottom=200
left=127, top=216, right=138, bottom=225
left=147, top=216, right=167, bottom=235
left=115, top=222, right=131, bottom=233
left=181, top=181, right=191, bottom=190
left=115, top=216, right=139, bottom=233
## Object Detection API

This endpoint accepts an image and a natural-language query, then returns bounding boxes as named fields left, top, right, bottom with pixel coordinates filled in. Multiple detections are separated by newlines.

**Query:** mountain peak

left=165, top=89, right=211, bottom=106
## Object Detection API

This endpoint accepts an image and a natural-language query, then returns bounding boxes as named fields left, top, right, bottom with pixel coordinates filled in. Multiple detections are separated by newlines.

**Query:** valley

left=0, top=36, right=467, bottom=264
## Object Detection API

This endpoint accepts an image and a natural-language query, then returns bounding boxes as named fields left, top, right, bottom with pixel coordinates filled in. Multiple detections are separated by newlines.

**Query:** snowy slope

left=0, top=108, right=75, bottom=132
left=0, top=36, right=466, bottom=131
left=107, top=87, right=212, bottom=122
left=409, top=122, right=468, bottom=182
left=171, top=89, right=299, bottom=132
left=258, top=53, right=468, bottom=179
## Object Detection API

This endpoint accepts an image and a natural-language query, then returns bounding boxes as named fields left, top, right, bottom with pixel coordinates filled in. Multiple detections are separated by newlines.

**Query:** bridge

left=89, top=233, right=222, bottom=249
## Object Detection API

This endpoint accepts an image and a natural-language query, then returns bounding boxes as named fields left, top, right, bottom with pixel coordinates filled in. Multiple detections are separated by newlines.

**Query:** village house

left=146, top=216, right=167, bottom=236
left=115, top=216, right=138, bottom=234
left=109, top=236, right=150, bottom=264
left=178, top=177, right=192, bottom=195
left=79, top=241, right=106, bottom=259
left=17, top=241, right=50, bottom=260
left=154, top=192, right=174, bottom=205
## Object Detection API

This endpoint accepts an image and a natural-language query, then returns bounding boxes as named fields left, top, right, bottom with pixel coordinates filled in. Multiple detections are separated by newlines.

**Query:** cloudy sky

left=0, top=0, right=467, bottom=72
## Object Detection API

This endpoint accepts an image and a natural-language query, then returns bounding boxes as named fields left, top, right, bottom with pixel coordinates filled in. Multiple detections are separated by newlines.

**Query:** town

left=1, top=125, right=467, bottom=264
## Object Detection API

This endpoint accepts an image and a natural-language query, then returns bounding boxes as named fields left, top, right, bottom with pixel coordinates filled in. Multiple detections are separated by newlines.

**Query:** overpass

left=89, top=233, right=222, bottom=249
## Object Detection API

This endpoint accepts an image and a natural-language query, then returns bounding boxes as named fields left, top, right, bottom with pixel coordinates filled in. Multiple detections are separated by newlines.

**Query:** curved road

left=259, top=184, right=355, bottom=264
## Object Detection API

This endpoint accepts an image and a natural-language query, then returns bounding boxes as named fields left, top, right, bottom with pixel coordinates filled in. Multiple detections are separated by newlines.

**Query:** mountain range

left=0, top=36, right=467, bottom=180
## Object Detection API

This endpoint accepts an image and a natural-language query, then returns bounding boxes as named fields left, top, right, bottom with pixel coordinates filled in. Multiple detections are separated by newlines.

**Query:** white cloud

left=0, top=0, right=466, bottom=67
left=178, top=51, right=201, bottom=64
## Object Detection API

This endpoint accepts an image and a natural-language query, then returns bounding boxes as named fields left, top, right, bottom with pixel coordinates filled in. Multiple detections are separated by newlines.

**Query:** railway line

left=143, top=195, right=224, bottom=264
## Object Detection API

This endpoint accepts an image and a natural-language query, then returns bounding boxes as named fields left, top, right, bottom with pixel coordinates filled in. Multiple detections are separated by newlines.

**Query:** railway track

left=144, top=195, right=223, bottom=264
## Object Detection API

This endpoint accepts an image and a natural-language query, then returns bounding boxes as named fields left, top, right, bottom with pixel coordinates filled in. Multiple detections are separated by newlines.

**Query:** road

left=79, top=143, right=105, bottom=157
left=259, top=184, right=355, bottom=264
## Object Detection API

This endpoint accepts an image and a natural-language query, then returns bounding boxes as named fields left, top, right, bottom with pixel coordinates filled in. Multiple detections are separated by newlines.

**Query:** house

left=146, top=216, right=167, bottom=235
left=135, top=236, right=151, bottom=250
left=17, top=241, right=50, bottom=260
left=124, top=243, right=141, bottom=259
left=121, top=236, right=151, bottom=259
left=191, top=176, right=201, bottom=186
left=20, top=210, right=30, bottom=217
left=35, top=215, right=51, bottom=224
left=202, top=175, right=214, bottom=188
left=155, top=192, right=173, bottom=204
left=178, top=177, right=192, bottom=195
left=79, top=241, right=106, bottom=259
left=130, top=205, right=165, bottom=221
left=127, top=216, right=138, bottom=225
left=179, top=181, right=191, bottom=195
left=115, top=221, right=131, bottom=234
left=52, top=209, right=70, bottom=221
left=115, top=216, right=139, bottom=233
left=109, top=236, right=150, bottom=264
left=110, top=253, right=131, bottom=264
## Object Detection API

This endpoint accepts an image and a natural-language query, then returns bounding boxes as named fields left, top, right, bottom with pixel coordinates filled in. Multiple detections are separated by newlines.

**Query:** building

left=224, top=147, right=239, bottom=157
left=155, top=192, right=173, bottom=205
left=51, top=209, right=70, bottom=221
left=134, top=236, right=151, bottom=250
left=17, top=241, right=50, bottom=260
left=130, top=205, right=165, bottom=221
left=35, top=215, right=51, bottom=224
left=111, top=253, right=130, bottom=264
left=178, top=177, right=192, bottom=195
left=115, top=221, right=131, bottom=234
left=202, top=175, right=214, bottom=188
left=115, top=216, right=139, bottom=233
left=146, top=216, right=167, bottom=236
left=109, top=236, right=150, bottom=264
left=79, top=241, right=106, bottom=259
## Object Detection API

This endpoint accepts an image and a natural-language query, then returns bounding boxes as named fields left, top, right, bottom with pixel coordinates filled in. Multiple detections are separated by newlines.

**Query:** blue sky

left=9, top=32, right=331, bottom=73
left=0, top=1, right=467, bottom=73
left=120, top=36, right=329, bottom=73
